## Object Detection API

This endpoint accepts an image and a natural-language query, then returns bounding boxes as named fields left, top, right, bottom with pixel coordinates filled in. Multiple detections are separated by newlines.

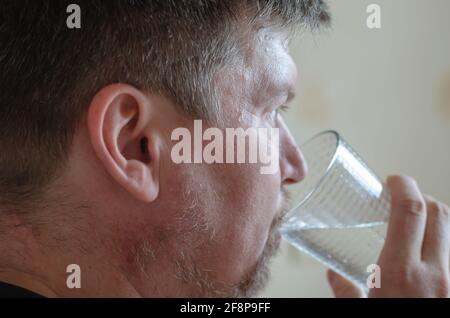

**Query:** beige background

left=261, top=0, right=450, bottom=297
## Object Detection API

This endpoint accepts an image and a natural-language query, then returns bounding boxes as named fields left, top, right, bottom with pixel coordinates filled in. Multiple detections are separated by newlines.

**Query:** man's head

left=0, top=0, right=329, bottom=297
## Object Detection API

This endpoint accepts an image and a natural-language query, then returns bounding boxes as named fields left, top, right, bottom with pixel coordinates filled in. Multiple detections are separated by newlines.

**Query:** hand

left=328, top=175, right=450, bottom=298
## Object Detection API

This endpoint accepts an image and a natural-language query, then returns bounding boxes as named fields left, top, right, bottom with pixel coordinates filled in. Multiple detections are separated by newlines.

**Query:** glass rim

left=286, top=129, right=342, bottom=216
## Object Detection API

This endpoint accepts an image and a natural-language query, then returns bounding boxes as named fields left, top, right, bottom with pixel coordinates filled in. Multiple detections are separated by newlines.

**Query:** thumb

left=327, top=269, right=366, bottom=298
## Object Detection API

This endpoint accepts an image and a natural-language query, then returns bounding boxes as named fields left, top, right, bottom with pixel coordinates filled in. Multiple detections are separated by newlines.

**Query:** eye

left=266, top=105, right=290, bottom=125
left=278, top=105, right=290, bottom=115
left=273, top=105, right=290, bottom=118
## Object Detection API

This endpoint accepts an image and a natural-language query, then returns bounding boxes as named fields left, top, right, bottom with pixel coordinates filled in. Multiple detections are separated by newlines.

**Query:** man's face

left=124, top=30, right=306, bottom=297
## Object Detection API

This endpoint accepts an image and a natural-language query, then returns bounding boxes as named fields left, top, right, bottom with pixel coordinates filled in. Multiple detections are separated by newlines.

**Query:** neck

left=0, top=258, right=146, bottom=298
left=0, top=233, right=144, bottom=297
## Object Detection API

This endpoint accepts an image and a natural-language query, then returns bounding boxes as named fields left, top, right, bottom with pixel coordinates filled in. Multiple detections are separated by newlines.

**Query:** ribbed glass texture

left=281, top=131, right=390, bottom=290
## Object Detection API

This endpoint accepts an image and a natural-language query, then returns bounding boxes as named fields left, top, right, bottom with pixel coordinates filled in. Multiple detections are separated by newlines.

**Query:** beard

left=227, top=188, right=292, bottom=298
left=135, top=187, right=293, bottom=297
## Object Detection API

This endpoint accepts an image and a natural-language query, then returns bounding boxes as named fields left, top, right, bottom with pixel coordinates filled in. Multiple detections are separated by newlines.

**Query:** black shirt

left=0, top=281, right=44, bottom=298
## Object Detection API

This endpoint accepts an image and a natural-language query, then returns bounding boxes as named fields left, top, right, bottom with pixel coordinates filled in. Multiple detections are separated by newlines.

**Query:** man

left=0, top=0, right=448, bottom=298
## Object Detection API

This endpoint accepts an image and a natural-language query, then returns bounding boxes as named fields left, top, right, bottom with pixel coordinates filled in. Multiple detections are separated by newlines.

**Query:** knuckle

left=398, top=198, right=425, bottom=216
left=427, top=200, right=450, bottom=221
left=426, top=200, right=440, bottom=213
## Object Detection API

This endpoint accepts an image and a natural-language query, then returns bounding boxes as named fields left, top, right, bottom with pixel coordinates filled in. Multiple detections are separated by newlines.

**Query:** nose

left=278, top=119, right=307, bottom=185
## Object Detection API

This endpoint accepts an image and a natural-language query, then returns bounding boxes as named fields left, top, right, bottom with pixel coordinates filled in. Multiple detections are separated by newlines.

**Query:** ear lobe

left=87, top=84, right=160, bottom=202
left=122, top=156, right=159, bottom=202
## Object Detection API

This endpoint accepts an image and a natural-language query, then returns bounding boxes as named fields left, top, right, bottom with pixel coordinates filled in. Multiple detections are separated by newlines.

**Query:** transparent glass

left=280, top=130, right=390, bottom=290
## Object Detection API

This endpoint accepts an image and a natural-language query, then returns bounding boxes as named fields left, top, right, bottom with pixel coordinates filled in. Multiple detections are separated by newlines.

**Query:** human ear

left=87, top=84, right=160, bottom=202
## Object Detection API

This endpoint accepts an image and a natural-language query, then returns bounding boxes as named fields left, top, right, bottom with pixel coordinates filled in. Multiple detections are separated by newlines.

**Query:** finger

left=421, top=195, right=450, bottom=268
left=327, top=270, right=365, bottom=298
left=382, top=175, right=427, bottom=261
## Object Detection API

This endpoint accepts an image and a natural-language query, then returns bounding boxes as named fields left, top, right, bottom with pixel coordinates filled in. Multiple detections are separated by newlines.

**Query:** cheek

left=161, top=119, right=283, bottom=282
left=242, top=173, right=280, bottom=252
left=210, top=164, right=281, bottom=277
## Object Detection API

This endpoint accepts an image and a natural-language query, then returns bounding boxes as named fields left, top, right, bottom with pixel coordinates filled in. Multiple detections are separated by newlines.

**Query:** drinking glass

left=280, top=130, right=390, bottom=290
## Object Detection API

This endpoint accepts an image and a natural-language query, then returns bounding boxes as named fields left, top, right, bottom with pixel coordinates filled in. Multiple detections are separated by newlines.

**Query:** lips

left=267, top=188, right=292, bottom=251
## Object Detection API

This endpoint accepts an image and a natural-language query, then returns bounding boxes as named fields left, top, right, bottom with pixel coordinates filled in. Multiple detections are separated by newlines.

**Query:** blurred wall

left=261, top=0, right=450, bottom=297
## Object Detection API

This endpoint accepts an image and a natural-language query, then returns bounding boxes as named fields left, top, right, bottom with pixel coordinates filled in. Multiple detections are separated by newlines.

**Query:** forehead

left=241, top=30, right=297, bottom=108
left=215, top=29, right=297, bottom=118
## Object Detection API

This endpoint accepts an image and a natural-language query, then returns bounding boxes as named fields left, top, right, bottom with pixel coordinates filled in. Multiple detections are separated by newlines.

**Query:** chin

left=229, top=221, right=283, bottom=298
